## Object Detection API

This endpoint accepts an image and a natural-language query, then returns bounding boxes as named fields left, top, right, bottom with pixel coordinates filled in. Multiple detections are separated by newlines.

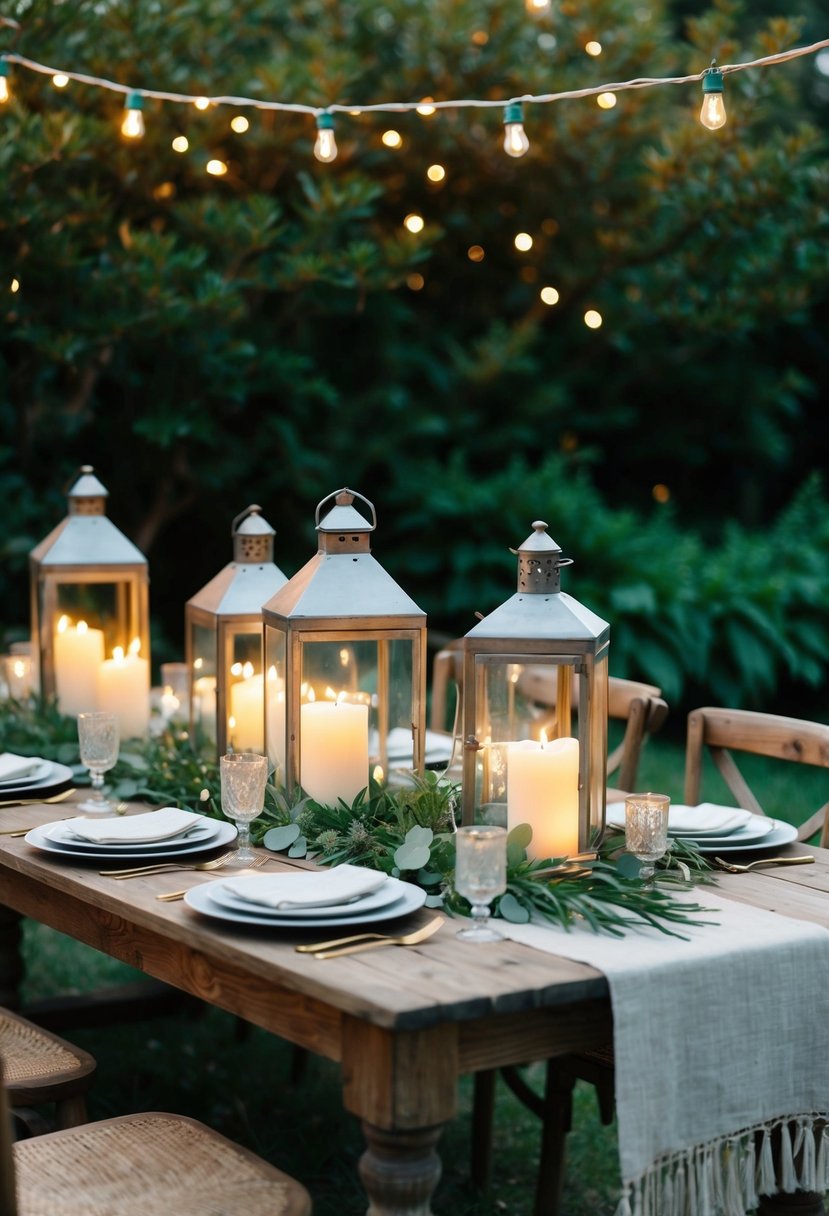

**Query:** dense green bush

left=1, top=0, right=827, bottom=714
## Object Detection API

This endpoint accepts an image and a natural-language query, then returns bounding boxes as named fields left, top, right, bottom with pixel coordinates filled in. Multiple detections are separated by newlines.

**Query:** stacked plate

left=24, top=806, right=237, bottom=864
left=185, top=863, right=427, bottom=928
left=0, top=751, right=75, bottom=801
left=606, top=801, right=798, bottom=854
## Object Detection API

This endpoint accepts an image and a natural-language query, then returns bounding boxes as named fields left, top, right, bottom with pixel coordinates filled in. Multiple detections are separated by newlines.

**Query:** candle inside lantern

left=99, top=638, right=150, bottom=740
left=193, top=674, right=217, bottom=742
left=229, top=662, right=264, bottom=752
left=507, top=733, right=580, bottom=859
left=300, top=696, right=369, bottom=807
left=4, top=655, right=34, bottom=700
left=54, top=616, right=104, bottom=717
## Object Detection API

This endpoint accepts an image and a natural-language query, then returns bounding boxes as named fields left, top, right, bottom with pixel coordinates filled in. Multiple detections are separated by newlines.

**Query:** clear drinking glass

left=454, top=825, right=508, bottom=942
left=624, top=793, right=671, bottom=886
left=220, top=752, right=269, bottom=867
left=77, top=711, right=120, bottom=814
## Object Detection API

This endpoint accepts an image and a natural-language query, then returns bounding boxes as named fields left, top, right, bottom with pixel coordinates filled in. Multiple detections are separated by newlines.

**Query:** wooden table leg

left=341, top=1016, right=458, bottom=1216
left=0, top=905, right=24, bottom=1009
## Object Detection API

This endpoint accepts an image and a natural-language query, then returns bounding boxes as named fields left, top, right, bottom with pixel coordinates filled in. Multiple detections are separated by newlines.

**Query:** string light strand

left=2, top=37, right=827, bottom=118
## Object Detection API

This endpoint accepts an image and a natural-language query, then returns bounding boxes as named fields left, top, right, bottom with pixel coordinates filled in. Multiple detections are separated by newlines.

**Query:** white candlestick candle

left=300, top=699, right=369, bottom=807
left=507, top=735, right=580, bottom=859
left=99, top=642, right=150, bottom=740
left=229, top=666, right=264, bottom=753
left=54, top=617, right=104, bottom=717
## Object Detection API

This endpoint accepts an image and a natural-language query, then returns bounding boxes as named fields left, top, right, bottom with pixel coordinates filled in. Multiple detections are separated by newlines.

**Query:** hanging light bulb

left=0, top=59, right=10, bottom=104
left=314, top=113, right=338, bottom=162
left=699, top=61, right=726, bottom=130
left=121, top=91, right=145, bottom=139
left=503, top=102, right=530, bottom=158
left=525, top=0, right=552, bottom=13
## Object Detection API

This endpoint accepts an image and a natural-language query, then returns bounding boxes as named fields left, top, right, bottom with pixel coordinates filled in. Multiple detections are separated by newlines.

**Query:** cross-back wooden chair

left=430, top=641, right=668, bottom=792
left=0, top=1005, right=96, bottom=1138
left=0, top=1050, right=312, bottom=1216
left=684, top=707, right=829, bottom=844
left=496, top=705, right=829, bottom=1216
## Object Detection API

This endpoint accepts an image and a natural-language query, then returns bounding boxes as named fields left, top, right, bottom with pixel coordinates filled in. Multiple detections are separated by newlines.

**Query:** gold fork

left=712, top=854, right=815, bottom=874
left=296, top=917, right=445, bottom=960
left=154, top=854, right=276, bottom=900
left=100, top=852, right=236, bottom=879
left=0, top=788, right=77, bottom=814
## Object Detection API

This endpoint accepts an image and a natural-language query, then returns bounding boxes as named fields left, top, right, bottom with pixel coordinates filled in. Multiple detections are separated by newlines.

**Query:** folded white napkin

left=56, top=807, right=203, bottom=844
left=222, top=864, right=387, bottom=910
left=606, top=800, right=753, bottom=835
left=0, top=752, right=43, bottom=782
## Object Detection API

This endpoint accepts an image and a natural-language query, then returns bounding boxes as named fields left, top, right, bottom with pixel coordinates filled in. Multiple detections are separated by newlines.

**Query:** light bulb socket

left=702, top=63, right=724, bottom=95
left=124, top=90, right=144, bottom=111
left=316, top=112, right=334, bottom=131
left=503, top=102, right=524, bottom=126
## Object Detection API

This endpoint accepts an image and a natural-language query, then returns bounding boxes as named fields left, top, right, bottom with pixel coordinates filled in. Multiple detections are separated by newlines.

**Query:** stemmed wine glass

left=220, top=752, right=269, bottom=867
left=454, top=825, right=507, bottom=941
left=77, top=712, right=120, bottom=814
left=624, top=793, right=671, bottom=887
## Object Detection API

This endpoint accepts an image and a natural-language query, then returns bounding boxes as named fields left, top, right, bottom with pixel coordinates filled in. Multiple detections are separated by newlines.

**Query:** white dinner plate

left=0, top=761, right=74, bottom=799
left=692, top=819, right=798, bottom=855
left=45, top=817, right=221, bottom=853
left=24, top=819, right=238, bottom=863
left=672, top=815, right=776, bottom=849
left=208, top=874, right=408, bottom=920
left=0, top=759, right=54, bottom=787
left=185, top=878, right=427, bottom=928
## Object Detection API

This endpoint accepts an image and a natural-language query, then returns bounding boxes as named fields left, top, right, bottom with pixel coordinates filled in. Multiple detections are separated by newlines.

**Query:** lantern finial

left=515, top=520, right=572, bottom=594
left=66, top=465, right=109, bottom=516
left=232, top=504, right=275, bottom=564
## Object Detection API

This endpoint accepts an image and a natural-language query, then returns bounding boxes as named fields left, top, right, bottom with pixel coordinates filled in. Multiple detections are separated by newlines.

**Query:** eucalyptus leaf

left=616, top=853, right=643, bottom=879
left=288, top=836, right=308, bottom=857
left=498, top=893, right=531, bottom=923
left=424, top=894, right=445, bottom=908
left=394, top=842, right=432, bottom=870
left=263, top=823, right=301, bottom=852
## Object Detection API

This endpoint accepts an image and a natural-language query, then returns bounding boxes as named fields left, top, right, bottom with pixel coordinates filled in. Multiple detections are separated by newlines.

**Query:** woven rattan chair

left=1, top=1053, right=312, bottom=1216
left=0, top=1006, right=96, bottom=1137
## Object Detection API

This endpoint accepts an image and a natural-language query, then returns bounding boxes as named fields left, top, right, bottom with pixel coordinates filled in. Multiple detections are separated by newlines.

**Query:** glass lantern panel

left=471, top=656, right=577, bottom=820
left=50, top=580, right=135, bottom=659
left=225, top=627, right=265, bottom=754
left=264, top=630, right=287, bottom=787
left=191, top=622, right=217, bottom=748
left=300, top=637, right=414, bottom=776
left=583, top=652, right=609, bottom=848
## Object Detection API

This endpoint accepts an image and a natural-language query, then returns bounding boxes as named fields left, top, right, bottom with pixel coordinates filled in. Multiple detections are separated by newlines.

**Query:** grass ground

left=16, top=727, right=825, bottom=1214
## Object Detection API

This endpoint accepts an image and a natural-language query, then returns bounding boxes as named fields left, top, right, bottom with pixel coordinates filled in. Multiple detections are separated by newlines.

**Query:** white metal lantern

left=29, top=465, right=151, bottom=737
left=461, top=520, right=609, bottom=858
left=262, top=488, right=427, bottom=805
left=185, top=505, right=288, bottom=757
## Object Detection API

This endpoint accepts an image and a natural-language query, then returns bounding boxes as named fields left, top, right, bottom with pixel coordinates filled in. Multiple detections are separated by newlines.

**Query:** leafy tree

left=1, top=0, right=827, bottom=712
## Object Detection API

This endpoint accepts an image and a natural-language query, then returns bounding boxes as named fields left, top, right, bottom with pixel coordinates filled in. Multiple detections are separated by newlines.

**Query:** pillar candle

left=99, top=645, right=150, bottom=740
left=507, top=735, right=580, bottom=859
left=229, top=671, right=264, bottom=753
left=300, top=700, right=369, bottom=807
left=54, top=619, right=104, bottom=717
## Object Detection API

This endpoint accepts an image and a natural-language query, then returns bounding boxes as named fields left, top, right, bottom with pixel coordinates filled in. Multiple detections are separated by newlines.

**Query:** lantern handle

left=231, top=504, right=262, bottom=534
left=314, top=487, right=377, bottom=531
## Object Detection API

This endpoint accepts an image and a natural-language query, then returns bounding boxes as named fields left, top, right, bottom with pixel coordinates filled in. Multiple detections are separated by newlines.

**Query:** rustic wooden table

left=1, top=799, right=827, bottom=1216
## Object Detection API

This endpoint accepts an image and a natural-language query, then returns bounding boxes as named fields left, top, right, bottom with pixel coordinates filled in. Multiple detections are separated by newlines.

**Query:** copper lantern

left=262, top=488, right=427, bottom=805
left=185, top=505, right=288, bottom=756
left=461, top=521, right=609, bottom=858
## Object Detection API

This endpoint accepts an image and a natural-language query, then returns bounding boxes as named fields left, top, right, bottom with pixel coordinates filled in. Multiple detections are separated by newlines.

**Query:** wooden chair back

left=683, top=707, right=829, bottom=845
left=429, top=642, right=668, bottom=791
left=1, top=1056, right=19, bottom=1216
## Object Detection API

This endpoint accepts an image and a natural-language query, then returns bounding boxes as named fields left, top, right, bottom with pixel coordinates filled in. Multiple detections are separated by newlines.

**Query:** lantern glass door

left=223, top=625, right=266, bottom=753
left=190, top=623, right=218, bottom=749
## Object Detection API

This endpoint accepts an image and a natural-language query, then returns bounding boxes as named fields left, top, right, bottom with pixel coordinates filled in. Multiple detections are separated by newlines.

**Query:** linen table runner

left=497, top=891, right=829, bottom=1215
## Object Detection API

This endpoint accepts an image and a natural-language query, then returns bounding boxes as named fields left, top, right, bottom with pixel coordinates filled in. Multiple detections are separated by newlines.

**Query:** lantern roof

left=465, top=520, right=608, bottom=644
left=187, top=505, right=287, bottom=617
left=30, top=466, right=147, bottom=568
left=263, top=487, right=424, bottom=626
